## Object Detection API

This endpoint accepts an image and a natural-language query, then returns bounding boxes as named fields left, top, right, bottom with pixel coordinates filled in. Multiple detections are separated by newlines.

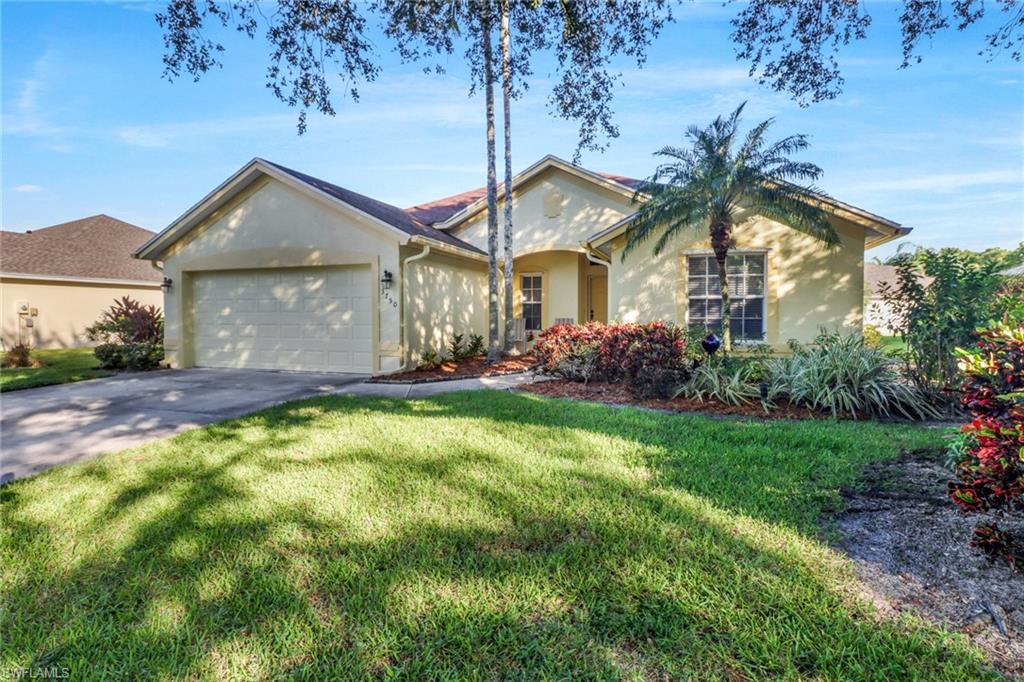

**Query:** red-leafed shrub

left=533, top=321, right=691, bottom=397
left=949, top=321, right=1024, bottom=570
left=86, top=297, right=165, bottom=370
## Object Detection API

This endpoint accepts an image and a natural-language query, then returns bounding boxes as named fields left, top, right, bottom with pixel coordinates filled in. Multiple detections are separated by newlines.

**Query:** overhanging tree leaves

left=733, top=0, right=1024, bottom=104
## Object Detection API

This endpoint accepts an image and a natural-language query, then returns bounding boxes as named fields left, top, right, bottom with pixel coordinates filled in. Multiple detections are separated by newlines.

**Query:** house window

left=687, top=253, right=765, bottom=341
left=521, top=273, right=543, bottom=331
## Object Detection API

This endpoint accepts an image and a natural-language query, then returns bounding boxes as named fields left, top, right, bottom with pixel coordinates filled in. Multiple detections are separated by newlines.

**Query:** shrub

left=418, top=349, right=444, bottom=370
left=879, top=249, right=1004, bottom=409
left=86, top=296, right=163, bottom=344
left=676, top=357, right=761, bottom=406
left=466, top=333, right=486, bottom=357
left=2, top=343, right=41, bottom=369
left=448, top=333, right=466, bottom=360
left=862, top=323, right=882, bottom=348
left=949, top=321, right=1024, bottom=570
left=766, top=330, right=939, bottom=419
left=534, top=322, right=691, bottom=397
left=87, top=297, right=164, bottom=371
left=94, top=341, right=164, bottom=371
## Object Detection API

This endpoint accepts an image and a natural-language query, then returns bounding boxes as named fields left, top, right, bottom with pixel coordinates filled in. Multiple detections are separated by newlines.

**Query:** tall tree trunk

left=483, top=7, right=501, bottom=363
left=500, top=0, right=515, bottom=354
left=711, top=221, right=733, bottom=352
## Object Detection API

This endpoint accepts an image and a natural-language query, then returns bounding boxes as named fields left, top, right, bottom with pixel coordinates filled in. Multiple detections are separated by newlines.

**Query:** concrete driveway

left=0, top=368, right=364, bottom=483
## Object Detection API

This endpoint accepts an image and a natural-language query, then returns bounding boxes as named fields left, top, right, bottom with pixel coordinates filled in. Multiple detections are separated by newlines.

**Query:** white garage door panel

left=191, top=267, right=373, bottom=373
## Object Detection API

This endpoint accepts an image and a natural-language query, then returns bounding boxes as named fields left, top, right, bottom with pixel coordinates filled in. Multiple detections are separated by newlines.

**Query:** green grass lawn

left=880, top=335, right=908, bottom=355
left=0, top=348, right=110, bottom=392
left=0, top=391, right=998, bottom=680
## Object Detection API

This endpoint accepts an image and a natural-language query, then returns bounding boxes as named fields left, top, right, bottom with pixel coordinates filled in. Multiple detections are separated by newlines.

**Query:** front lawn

left=0, top=348, right=109, bottom=392
left=0, top=391, right=999, bottom=679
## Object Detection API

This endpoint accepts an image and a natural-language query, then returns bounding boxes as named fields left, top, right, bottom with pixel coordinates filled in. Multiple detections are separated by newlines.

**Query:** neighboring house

left=863, top=263, right=933, bottom=334
left=1, top=215, right=162, bottom=349
left=134, top=156, right=910, bottom=374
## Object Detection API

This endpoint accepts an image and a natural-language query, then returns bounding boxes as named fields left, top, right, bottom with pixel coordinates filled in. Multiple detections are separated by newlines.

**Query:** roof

left=1000, top=263, right=1024, bottom=277
left=135, top=159, right=485, bottom=260
left=404, top=168, right=643, bottom=226
left=262, top=161, right=483, bottom=255
left=864, top=263, right=933, bottom=296
left=1, top=215, right=160, bottom=283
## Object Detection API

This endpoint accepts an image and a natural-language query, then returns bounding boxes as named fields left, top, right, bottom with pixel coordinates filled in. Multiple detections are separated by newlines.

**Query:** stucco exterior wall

left=607, top=212, right=866, bottom=348
left=160, top=178, right=404, bottom=372
left=512, top=250, right=583, bottom=327
left=402, top=248, right=488, bottom=362
left=451, top=168, right=635, bottom=256
left=1, top=278, right=162, bottom=349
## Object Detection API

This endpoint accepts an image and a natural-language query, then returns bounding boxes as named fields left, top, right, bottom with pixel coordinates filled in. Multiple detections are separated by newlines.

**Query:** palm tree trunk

left=711, top=221, right=733, bottom=352
left=500, top=0, right=514, bottom=354
left=482, top=8, right=501, bottom=364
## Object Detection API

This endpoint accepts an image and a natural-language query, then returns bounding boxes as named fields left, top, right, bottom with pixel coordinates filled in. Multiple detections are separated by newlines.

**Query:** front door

left=587, top=275, right=608, bottom=323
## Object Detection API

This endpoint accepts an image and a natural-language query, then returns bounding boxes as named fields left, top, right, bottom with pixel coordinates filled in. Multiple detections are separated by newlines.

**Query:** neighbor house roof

left=135, top=159, right=485, bottom=260
left=1, top=215, right=161, bottom=284
left=864, top=263, right=933, bottom=297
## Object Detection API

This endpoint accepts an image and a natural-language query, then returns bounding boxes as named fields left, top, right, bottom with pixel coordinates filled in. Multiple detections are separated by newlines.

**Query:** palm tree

left=623, top=102, right=839, bottom=351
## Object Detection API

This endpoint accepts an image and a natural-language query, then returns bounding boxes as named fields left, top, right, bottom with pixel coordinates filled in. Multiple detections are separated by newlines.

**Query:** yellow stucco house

left=2, top=215, right=163, bottom=349
left=134, top=156, right=909, bottom=375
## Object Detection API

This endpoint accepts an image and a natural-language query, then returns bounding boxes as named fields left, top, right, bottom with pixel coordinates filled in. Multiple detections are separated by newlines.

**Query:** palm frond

left=747, top=183, right=840, bottom=249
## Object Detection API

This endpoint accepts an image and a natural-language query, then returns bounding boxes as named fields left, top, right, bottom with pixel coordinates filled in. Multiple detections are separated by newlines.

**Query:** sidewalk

left=334, top=372, right=538, bottom=398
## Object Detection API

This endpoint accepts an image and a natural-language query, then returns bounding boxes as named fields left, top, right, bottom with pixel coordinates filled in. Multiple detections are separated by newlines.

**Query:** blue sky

left=3, top=1, right=1022, bottom=258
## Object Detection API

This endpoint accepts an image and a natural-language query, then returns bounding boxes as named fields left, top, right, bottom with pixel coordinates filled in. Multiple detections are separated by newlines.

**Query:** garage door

left=191, top=267, right=373, bottom=373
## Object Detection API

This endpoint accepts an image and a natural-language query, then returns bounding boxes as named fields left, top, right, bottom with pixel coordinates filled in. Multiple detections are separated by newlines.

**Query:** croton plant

left=949, top=321, right=1024, bottom=569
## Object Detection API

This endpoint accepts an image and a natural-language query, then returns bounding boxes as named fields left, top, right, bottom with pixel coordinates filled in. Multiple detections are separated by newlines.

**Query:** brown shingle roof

left=864, top=263, right=932, bottom=296
left=1, top=215, right=161, bottom=282
left=262, top=161, right=485, bottom=255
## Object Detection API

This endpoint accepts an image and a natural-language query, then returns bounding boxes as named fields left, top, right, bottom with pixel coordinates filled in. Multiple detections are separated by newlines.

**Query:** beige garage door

left=191, top=267, right=373, bottom=373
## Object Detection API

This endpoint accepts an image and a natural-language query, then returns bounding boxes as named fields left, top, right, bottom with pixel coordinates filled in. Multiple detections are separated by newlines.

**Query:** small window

left=521, top=273, right=543, bottom=331
left=687, top=254, right=765, bottom=341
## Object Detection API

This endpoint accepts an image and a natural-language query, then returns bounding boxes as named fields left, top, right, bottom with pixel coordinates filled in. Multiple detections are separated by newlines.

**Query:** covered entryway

left=190, top=266, right=373, bottom=373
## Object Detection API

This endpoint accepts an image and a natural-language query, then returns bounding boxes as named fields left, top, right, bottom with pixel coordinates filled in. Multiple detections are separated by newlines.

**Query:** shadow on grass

left=0, top=391, right=998, bottom=679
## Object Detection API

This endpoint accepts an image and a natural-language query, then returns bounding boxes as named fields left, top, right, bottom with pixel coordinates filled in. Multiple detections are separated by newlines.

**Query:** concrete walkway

left=0, top=369, right=536, bottom=483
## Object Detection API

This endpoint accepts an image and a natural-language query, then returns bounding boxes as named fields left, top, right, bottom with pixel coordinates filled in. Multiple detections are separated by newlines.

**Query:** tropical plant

left=623, top=103, right=838, bottom=351
left=879, top=248, right=1005, bottom=408
left=418, top=349, right=444, bottom=371
left=86, top=297, right=165, bottom=371
left=448, top=333, right=466, bottom=361
left=675, top=357, right=762, bottom=407
left=85, top=296, right=163, bottom=345
left=466, top=333, right=486, bottom=357
left=949, top=321, right=1024, bottom=570
left=766, top=330, right=939, bottom=419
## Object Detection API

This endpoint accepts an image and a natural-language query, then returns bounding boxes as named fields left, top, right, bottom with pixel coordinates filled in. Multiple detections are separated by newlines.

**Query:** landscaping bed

left=518, top=378, right=826, bottom=420
left=835, top=449, right=1023, bottom=677
left=370, top=354, right=534, bottom=383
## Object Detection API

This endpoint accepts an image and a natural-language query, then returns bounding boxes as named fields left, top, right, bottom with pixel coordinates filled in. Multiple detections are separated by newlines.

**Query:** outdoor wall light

left=161, top=277, right=173, bottom=294
left=381, top=269, right=393, bottom=291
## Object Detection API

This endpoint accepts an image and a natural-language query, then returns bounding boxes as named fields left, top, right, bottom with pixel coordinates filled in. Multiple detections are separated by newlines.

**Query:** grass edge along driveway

left=0, top=348, right=110, bottom=392
left=0, top=390, right=999, bottom=680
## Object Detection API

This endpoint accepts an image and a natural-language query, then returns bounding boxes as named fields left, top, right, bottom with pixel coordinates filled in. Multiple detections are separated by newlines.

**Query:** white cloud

left=3, top=50, right=69, bottom=137
left=11, top=184, right=44, bottom=193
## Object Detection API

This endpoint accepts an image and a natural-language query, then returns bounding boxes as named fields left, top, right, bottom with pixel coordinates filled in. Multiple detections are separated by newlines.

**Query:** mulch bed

left=835, top=451, right=1023, bottom=676
left=517, top=379, right=826, bottom=420
left=369, top=354, right=535, bottom=384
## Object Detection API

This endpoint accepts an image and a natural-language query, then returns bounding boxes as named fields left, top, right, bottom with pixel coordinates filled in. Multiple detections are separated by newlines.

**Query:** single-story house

left=1, top=215, right=163, bottom=349
left=134, top=155, right=910, bottom=374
